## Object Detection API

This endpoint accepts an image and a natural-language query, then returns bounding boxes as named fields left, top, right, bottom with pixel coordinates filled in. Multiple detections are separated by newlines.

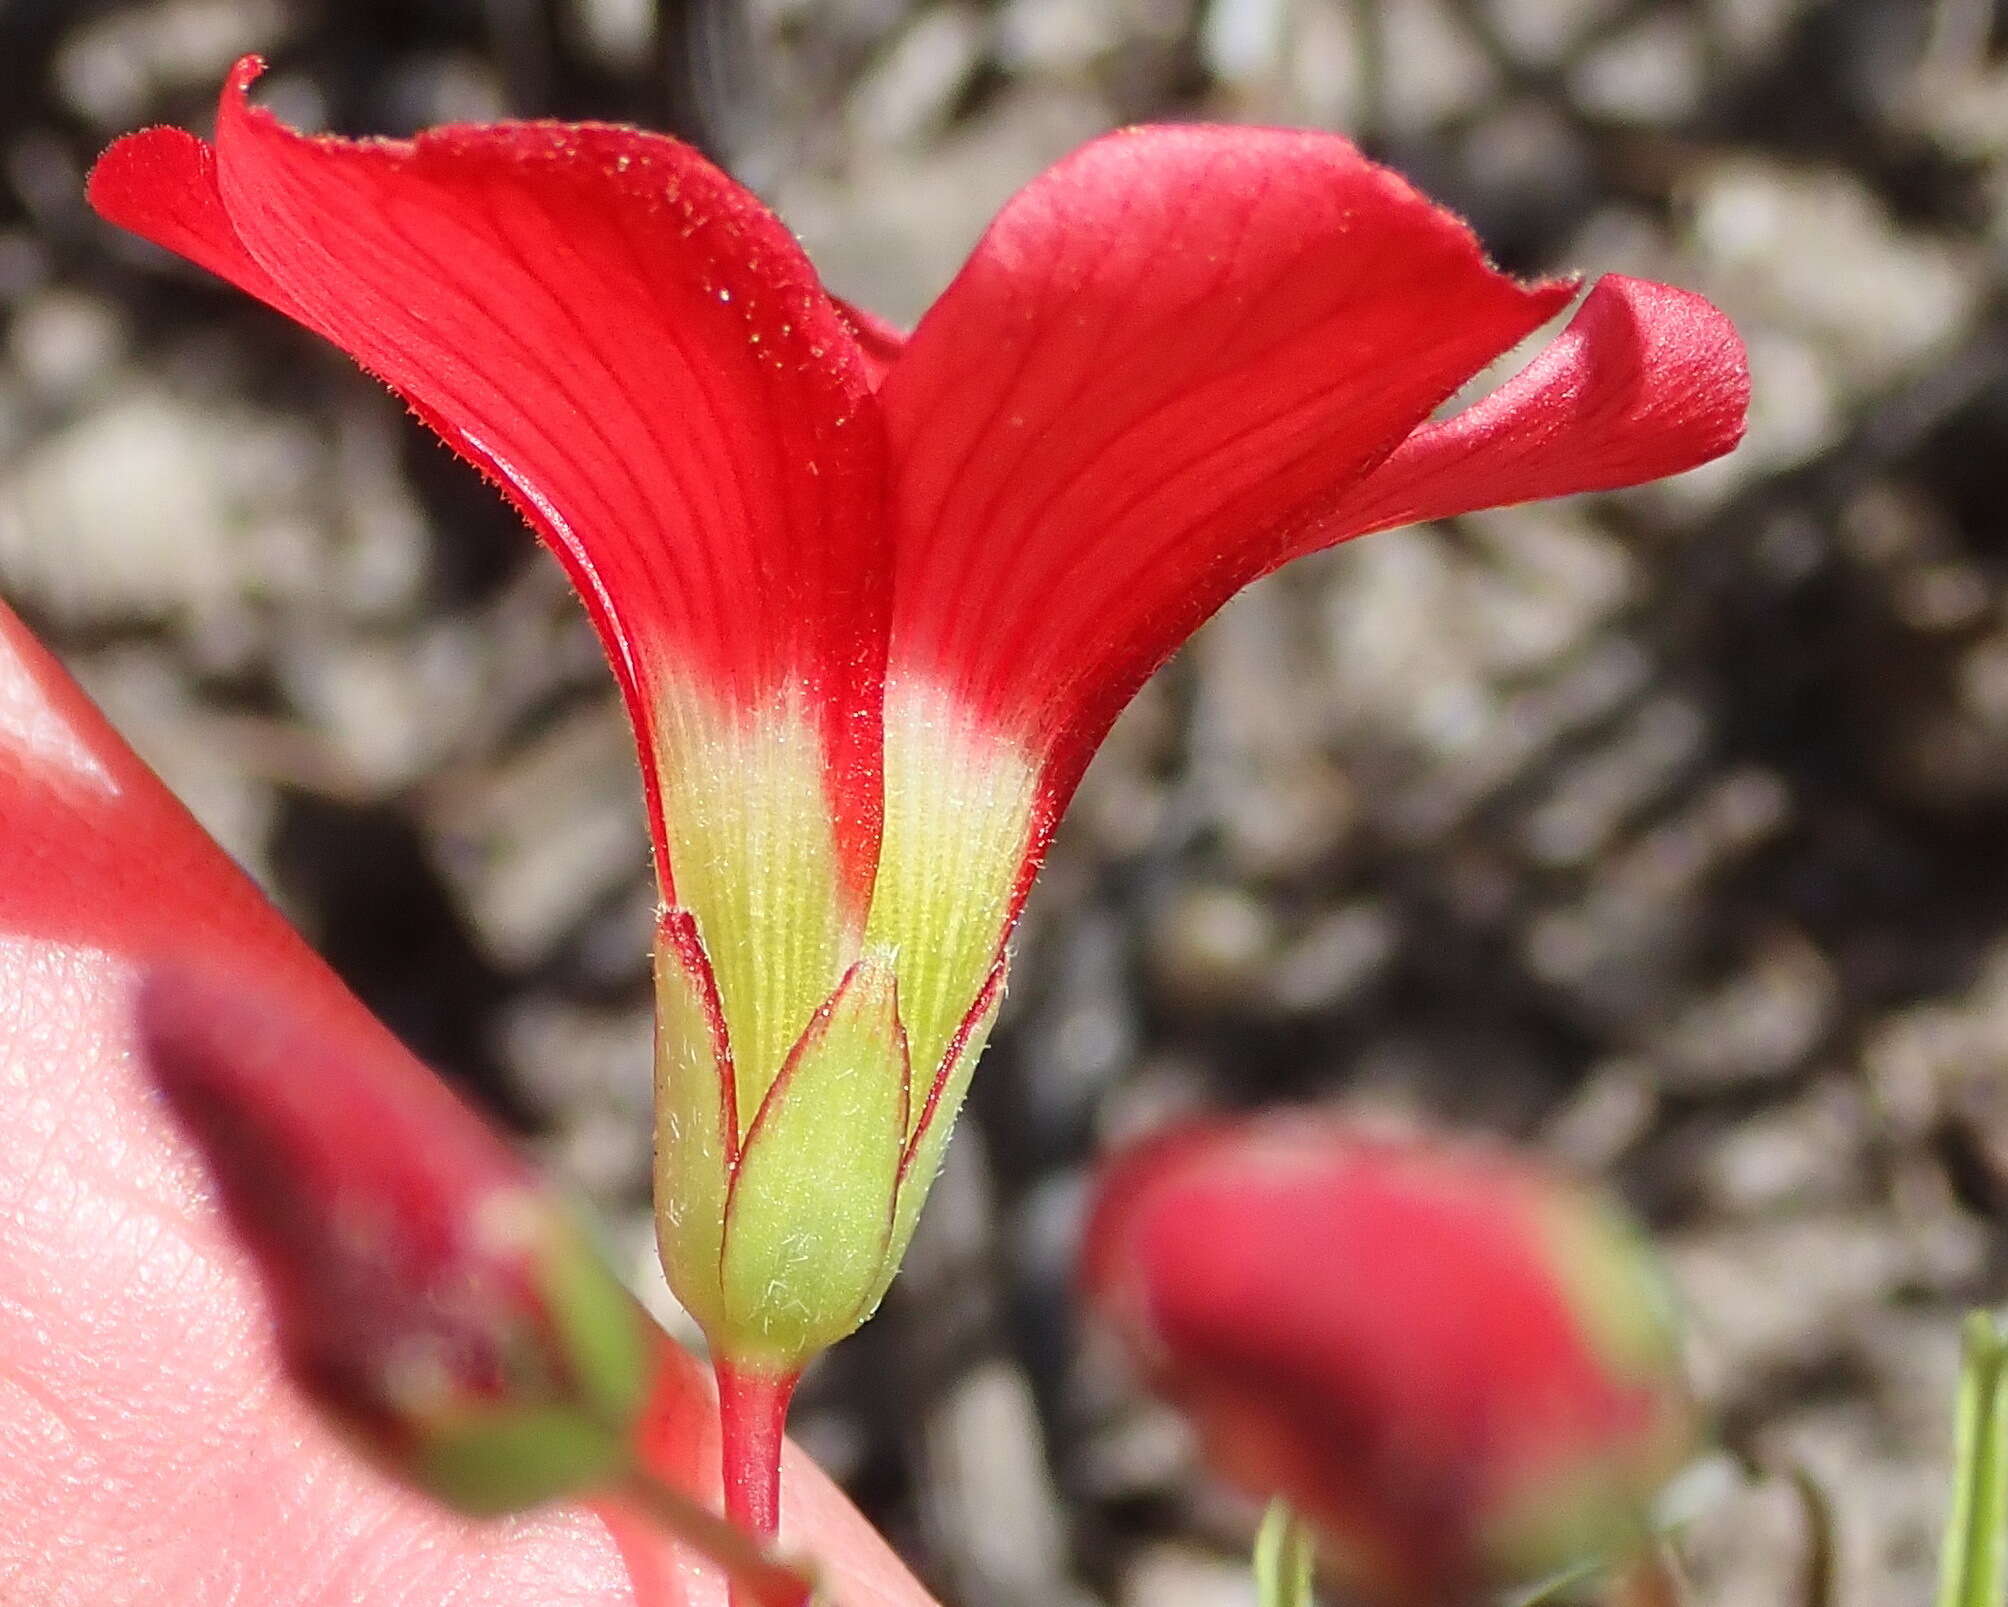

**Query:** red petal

left=0, top=577, right=315, bottom=972
left=84, top=123, right=307, bottom=319
left=833, top=297, right=906, bottom=389
left=87, top=58, right=890, bottom=909
left=1302, top=274, right=1750, bottom=545
left=881, top=125, right=1572, bottom=811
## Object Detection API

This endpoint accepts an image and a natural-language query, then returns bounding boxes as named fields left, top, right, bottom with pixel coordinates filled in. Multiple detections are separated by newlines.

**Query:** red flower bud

left=1081, top=1118, right=1694, bottom=1606
left=136, top=964, right=655, bottom=1517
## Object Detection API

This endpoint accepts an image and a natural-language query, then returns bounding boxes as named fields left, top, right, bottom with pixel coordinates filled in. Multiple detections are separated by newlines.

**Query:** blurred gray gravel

left=6, top=1, right=2008, bottom=1604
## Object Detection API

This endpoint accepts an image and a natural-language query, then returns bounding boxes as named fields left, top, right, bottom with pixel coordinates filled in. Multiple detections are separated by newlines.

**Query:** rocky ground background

left=3, top=0, right=2006, bottom=1602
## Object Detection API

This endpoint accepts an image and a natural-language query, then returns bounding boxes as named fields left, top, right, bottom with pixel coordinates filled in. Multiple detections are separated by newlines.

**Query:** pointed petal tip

left=214, top=53, right=292, bottom=149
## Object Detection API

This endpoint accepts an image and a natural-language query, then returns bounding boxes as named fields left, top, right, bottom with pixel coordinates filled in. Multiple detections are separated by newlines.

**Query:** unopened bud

left=1081, top=1117, right=1695, bottom=1605
left=137, top=965, right=654, bottom=1516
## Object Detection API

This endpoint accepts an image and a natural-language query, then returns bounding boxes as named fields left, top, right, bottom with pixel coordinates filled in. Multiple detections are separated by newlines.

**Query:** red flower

left=1080, top=1118, right=1696, bottom=1607
left=87, top=57, right=1745, bottom=1402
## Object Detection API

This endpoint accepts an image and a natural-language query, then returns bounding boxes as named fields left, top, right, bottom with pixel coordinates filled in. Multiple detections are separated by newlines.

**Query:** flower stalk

left=614, top=1465, right=815, bottom=1607
left=716, top=1363, right=801, bottom=1542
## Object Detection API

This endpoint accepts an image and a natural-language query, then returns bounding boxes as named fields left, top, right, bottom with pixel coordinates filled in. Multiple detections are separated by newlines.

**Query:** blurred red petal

left=0, top=578, right=312, bottom=969
left=1306, top=275, right=1750, bottom=544
left=87, top=57, right=891, bottom=911
left=881, top=125, right=1571, bottom=811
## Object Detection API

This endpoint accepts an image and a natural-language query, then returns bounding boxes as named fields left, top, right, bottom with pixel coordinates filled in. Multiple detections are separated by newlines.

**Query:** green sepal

left=1538, top=1187, right=1684, bottom=1389
left=416, top=1405, right=630, bottom=1518
left=653, top=911, right=738, bottom=1336
left=869, top=957, right=1005, bottom=1309
left=403, top=1200, right=653, bottom=1519
left=718, top=951, right=909, bottom=1370
left=533, top=1209, right=654, bottom=1428
left=1255, top=1500, right=1318, bottom=1607
left=1482, top=1189, right=1695, bottom=1584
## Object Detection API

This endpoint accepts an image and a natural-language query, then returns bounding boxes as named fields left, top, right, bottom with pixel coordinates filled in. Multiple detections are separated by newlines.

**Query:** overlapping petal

left=1305, top=274, right=1750, bottom=546
left=89, top=56, right=894, bottom=1121
left=879, top=124, right=1576, bottom=803
left=863, top=126, right=1584, bottom=1083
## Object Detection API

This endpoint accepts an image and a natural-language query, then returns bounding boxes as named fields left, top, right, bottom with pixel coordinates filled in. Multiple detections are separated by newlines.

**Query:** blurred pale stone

left=1199, top=0, right=1290, bottom=88
left=1519, top=694, right=1705, bottom=869
left=1379, top=0, right=1499, bottom=134
left=848, top=6, right=987, bottom=149
left=1540, top=1059, right=1658, bottom=1169
left=1678, top=1473, right=1821, bottom=1607
left=998, top=0, right=1121, bottom=72
left=1120, top=1544, right=1257, bottom=1607
left=568, top=0, right=657, bottom=70
left=1149, top=885, right=1278, bottom=1010
left=1757, top=1405, right=1951, bottom=1607
left=500, top=996, right=652, bottom=1123
left=1690, top=158, right=1980, bottom=387
left=1479, top=0, right=1624, bottom=69
left=1267, top=902, right=1395, bottom=1013
left=1283, top=1, right=1368, bottom=129
left=1701, top=0, right=1812, bottom=68
left=273, top=623, right=488, bottom=795
left=784, top=84, right=1112, bottom=321
left=9, top=288, right=125, bottom=402
left=1697, top=1076, right=1870, bottom=1215
left=2, top=392, right=247, bottom=624
left=69, top=645, right=279, bottom=891
left=54, top=0, right=287, bottom=127
left=1668, top=1215, right=1923, bottom=1395
left=923, top=1361, right=1085, bottom=1607
left=1648, top=930, right=1836, bottom=1090
left=1571, top=12, right=1705, bottom=124
left=425, top=707, right=649, bottom=969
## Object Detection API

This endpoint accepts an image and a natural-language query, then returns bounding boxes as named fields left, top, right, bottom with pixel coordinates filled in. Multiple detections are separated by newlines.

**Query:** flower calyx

left=654, top=909, right=1005, bottom=1374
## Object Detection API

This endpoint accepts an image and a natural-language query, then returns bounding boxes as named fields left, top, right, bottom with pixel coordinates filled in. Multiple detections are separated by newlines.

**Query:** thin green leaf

left=1255, top=1500, right=1317, bottom=1607
left=1936, top=1310, right=2008, bottom=1607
